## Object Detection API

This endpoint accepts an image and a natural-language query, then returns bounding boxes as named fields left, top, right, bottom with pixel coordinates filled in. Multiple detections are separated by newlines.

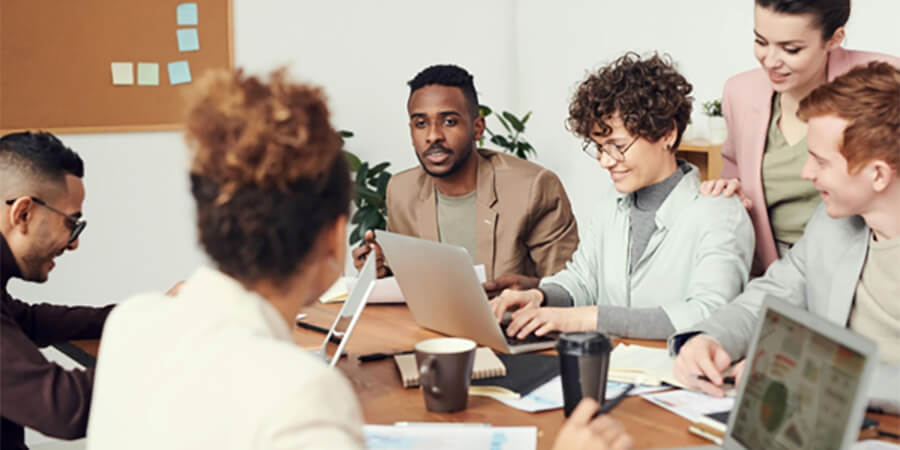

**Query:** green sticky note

left=137, top=63, right=159, bottom=86
left=177, top=28, right=199, bottom=52
left=110, top=62, right=133, bottom=85
left=177, top=3, right=198, bottom=26
left=168, top=61, right=192, bottom=85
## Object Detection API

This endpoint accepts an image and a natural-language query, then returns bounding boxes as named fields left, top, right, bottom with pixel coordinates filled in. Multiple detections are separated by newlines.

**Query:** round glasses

left=581, top=136, right=639, bottom=162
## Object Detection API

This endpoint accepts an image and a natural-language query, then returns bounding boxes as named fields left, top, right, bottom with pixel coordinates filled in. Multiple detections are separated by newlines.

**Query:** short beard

left=20, top=254, right=49, bottom=282
left=417, top=143, right=474, bottom=179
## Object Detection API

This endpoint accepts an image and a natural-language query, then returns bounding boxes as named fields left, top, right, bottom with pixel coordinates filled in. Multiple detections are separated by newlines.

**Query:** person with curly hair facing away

left=85, top=69, right=365, bottom=449
left=491, top=53, right=755, bottom=341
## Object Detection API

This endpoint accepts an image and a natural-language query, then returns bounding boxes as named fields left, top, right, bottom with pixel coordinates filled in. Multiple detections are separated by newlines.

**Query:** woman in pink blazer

left=703, top=0, right=900, bottom=275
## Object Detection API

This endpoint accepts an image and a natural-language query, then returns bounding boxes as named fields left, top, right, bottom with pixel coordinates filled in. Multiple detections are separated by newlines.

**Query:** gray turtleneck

left=540, top=161, right=690, bottom=339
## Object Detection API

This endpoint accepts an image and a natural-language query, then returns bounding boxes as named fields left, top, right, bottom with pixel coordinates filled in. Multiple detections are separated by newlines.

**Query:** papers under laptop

left=317, top=253, right=377, bottom=367
left=663, top=298, right=878, bottom=450
left=375, top=230, right=556, bottom=354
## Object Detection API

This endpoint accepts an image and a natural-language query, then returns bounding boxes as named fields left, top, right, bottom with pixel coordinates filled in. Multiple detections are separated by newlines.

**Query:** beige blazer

left=386, top=149, right=578, bottom=281
left=720, top=47, right=900, bottom=274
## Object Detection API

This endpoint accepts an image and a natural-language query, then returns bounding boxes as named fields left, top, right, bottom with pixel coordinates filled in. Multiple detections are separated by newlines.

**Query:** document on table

left=364, top=424, right=536, bottom=450
left=333, top=265, right=487, bottom=304
left=642, top=389, right=734, bottom=422
left=853, top=441, right=900, bottom=450
left=490, top=376, right=670, bottom=413
left=609, top=343, right=685, bottom=388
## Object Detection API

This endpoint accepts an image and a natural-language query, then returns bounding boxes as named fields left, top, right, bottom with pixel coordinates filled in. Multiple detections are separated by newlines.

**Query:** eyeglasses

left=582, top=136, right=640, bottom=162
left=4, top=197, right=86, bottom=244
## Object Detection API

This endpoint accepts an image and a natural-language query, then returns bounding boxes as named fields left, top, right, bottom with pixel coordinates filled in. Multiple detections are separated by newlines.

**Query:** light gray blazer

left=669, top=205, right=899, bottom=413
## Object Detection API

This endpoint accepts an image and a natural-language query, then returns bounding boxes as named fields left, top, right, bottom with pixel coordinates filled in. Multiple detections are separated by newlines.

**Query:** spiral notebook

left=395, top=347, right=506, bottom=388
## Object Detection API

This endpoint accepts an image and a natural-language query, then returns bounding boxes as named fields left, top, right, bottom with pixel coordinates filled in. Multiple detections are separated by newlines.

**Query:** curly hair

left=567, top=52, right=694, bottom=151
left=798, top=61, right=900, bottom=173
left=185, top=68, right=351, bottom=284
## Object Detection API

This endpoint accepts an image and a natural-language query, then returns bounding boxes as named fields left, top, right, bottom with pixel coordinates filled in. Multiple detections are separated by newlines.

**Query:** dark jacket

left=1, top=234, right=113, bottom=449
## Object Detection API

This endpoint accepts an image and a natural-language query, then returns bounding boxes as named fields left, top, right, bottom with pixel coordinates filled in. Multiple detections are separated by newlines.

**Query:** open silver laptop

left=675, top=297, right=877, bottom=450
left=375, top=230, right=556, bottom=354
left=318, top=253, right=377, bottom=367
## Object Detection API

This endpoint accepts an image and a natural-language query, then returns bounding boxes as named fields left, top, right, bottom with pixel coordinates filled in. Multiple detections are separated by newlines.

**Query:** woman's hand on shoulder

left=699, top=178, right=752, bottom=210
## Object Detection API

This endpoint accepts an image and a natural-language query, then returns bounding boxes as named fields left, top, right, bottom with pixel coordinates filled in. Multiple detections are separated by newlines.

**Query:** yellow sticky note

left=111, top=62, right=134, bottom=85
left=137, top=63, right=159, bottom=86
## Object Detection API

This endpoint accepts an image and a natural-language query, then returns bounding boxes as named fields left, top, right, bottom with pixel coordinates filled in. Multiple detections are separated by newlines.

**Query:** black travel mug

left=557, top=331, right=613, bottom=417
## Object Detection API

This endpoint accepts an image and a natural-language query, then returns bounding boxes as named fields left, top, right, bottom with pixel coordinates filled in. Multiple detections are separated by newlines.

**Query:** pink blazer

left=720, top=47, right=900, bottom=275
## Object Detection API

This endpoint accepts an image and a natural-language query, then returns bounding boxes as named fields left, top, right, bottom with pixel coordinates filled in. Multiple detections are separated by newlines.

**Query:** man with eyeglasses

left=490, top=53, right=755, bottom=340
left=1, top=131, right=110, bottom=449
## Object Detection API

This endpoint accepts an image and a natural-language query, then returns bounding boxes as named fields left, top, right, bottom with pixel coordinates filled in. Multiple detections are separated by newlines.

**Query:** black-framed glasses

left=4, top=197, right=86, bottom=244
left=582, top=136, right=640, bottom=162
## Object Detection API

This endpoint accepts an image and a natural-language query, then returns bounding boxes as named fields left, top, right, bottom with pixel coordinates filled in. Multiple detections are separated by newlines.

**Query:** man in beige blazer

left=354, top=64, right=578, bottom=285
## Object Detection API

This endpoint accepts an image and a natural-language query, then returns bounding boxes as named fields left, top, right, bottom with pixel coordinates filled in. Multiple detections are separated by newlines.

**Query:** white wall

left=514, top=0, right=900, bottom=227
left=11, top=0, right=900, bottom=306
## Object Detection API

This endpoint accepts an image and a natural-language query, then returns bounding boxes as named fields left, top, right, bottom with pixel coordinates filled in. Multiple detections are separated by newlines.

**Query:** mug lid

left=556, top=331, right=612, bottom=354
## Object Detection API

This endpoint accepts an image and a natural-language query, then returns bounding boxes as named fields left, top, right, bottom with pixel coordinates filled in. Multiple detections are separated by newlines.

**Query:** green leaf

left=479, top=104, right=493, bottom=118
left=491, top=135, right=511, bottom=149
left=356, top=162, right=369, bottom=188
left=344, top=151, right=362, bottom=172
left=340, top=130, right=355, bottom=138
left=369, top=162, right=390, bottom=177
left=349, top=225, right=362, bottom=245
left=521, top=111, right=532, bottom=124
left=351, top=208, right=366, bottom=224
left=496, top=114, right=512, bottom=133
left=357, top=186, right=380, bottom=204
left=503, top=112, right=524, bottom=132
left=376, top=171, right=391, bottom=196
left=360, top=211, right=380, bottom=235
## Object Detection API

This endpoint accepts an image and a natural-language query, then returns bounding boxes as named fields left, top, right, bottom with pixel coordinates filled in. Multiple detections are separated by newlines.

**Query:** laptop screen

left=730, top=308, right=867, bottom=450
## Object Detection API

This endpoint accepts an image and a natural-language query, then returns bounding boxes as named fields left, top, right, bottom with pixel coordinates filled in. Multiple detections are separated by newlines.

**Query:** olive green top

left=436, top=189, right=478, bottom=263
left=849, top=233, right=900, bottom=365
left=762, top=93, right=821, bottom=244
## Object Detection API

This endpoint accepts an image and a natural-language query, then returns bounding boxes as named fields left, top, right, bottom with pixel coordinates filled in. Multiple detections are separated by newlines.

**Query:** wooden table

left=73, top=301, right=900, bottom=449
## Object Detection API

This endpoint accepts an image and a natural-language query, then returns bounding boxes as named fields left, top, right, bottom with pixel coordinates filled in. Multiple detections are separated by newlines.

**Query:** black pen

left=697, top=375, right=736, bottom=385
left=593, top=384, right=634, bottom=418
left=295, top=320, right=342, bottom=345
left=358, top=350, right=414, bottom=363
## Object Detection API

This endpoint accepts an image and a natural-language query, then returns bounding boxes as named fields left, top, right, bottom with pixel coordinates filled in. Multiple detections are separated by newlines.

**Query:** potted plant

left=703, top=99, right=727, bottom=144
left=478, top=105, right=536, bottom=160
left=340, top=130, right=391, bottom=245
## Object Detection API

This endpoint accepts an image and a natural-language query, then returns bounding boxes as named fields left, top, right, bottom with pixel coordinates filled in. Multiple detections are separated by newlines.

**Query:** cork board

left=0, top=0, right=233, bottom=134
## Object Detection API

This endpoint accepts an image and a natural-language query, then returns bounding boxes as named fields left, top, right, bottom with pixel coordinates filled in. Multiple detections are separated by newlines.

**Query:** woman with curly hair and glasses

left=491, top=53, right=755, bottom=341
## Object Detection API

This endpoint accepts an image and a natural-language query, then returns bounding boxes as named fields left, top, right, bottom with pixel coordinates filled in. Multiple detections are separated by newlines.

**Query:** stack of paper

left=324, top=265, right=487, bottom=304
left=609, top=343, right=685, bottom=388
left=319, top=276, right=351, bottom=303
left=641, top=389, right=734, bottom=422
left=364, top=424, right=536, bottom=450
left=486, top=376, right=669, bottom=413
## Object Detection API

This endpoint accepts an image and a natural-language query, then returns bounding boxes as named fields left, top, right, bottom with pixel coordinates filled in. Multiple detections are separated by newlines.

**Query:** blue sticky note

left=177, top=3, right=198, bottom=26
left=168, top=61, right=192, bottom=85
left=177, top=28, right=199, bottom=52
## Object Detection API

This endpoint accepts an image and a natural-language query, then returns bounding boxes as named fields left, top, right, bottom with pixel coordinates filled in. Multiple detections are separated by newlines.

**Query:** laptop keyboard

left=500, top=322, right=559, bottom=345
